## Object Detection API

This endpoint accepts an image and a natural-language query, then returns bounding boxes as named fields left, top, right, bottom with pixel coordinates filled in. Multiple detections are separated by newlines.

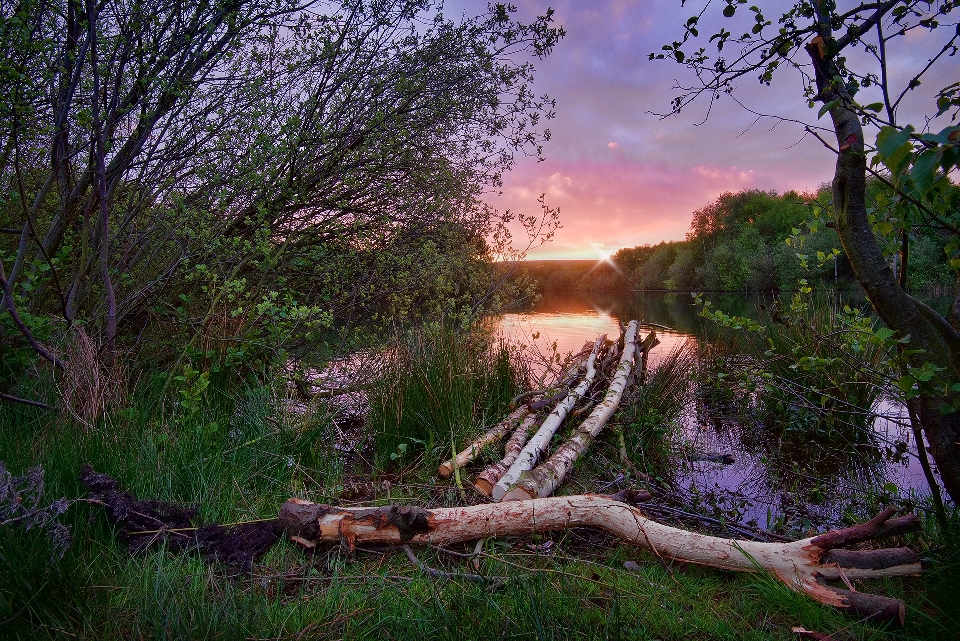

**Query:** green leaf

left=817, top=100, right=840, bottom=119
left=875, top=327, right=895, bottom=341
left=863, top=102, right=883, bottom=112
left=911, top=148, right=943, bottom=195
left=723, top=4, right=736, bottom=17
left=876, top=125, right=913, bottom=161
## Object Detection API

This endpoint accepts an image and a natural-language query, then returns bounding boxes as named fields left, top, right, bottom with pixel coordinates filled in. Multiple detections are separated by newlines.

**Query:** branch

left=0, top=391, right=52, bottom=410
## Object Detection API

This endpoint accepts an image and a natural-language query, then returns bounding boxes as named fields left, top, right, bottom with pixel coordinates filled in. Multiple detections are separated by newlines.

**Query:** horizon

left=452, top=0, right=959, bottom=262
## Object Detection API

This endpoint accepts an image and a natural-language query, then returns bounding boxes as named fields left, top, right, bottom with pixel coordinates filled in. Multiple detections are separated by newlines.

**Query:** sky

left=446, top=0, right=960, bottom=259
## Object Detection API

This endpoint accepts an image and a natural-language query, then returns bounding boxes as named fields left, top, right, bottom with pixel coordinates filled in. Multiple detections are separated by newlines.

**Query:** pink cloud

left=488, top=155, right=817, bottom=260
left=607, top=141, right=619, bottom=148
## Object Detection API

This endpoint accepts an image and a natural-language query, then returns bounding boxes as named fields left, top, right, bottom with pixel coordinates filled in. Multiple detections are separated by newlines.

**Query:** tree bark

left=502, top=322, right=641, bottom=500
left=474, top=412, right=538, bottom=495
left=806, top=36, right=960, bottom=502
left=439, top=406, right=531, bottom=478
left=279, top=494, right=921, bottom=625
left=490, top=336, right=605, bottom=500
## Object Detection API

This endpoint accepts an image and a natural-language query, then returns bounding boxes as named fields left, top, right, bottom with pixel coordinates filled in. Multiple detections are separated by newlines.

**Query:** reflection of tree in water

left=688, top=383, right=888, bottom=531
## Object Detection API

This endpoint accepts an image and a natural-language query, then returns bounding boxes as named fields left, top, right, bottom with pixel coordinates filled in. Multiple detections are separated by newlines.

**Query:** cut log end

left=438, top=464, right=453, bottom=479
left=474, top=478, right=494, bottom=496
left=501, top=486, right=536, bottom=502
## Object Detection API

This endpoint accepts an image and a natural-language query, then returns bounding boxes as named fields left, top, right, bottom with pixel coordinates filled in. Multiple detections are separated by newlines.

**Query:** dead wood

left=278, top=494, right=921, bottom=625
left=439, top=405, right=531, bottom=478
left=81, top=466, right=282, bottom=571
left=474, top=413, right=538, bottom=495
left=491, top=336, right=605, bottom=500
left=502, top=322, right=642, bottom=501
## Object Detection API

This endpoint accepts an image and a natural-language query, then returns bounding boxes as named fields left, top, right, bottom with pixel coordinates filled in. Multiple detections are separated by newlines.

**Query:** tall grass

left=619, top=342, right=695, bottom=480
left=367, top=326, right=525, bottom=467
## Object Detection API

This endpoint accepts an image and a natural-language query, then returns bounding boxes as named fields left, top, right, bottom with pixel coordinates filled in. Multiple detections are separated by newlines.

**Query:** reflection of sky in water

left=494, top=291, right=943, bottom=530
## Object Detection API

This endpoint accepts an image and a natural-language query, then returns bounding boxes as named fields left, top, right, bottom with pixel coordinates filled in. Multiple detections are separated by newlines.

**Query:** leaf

left=723, top=4, right=736, bottom=17
left=911, top=148, right=943, bottom=195
left=863, top=102, right=883, bottom=112
left=817, top=100, right=840, bottom=119
left=875, top=327, right=895, bottom=341
left=876, top=125, right=913, bottom=161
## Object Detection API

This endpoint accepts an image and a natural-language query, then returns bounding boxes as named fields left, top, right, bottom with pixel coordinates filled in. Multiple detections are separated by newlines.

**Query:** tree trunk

left=279, top=495, right=921, bottom=626
left=474, top=412, right=538, bottom=495
left=490, top=336, right=605, bottom=500
left=502, top=322, right=641, bottom=500
left=806, top=37, right=960, bottom=502
left=439, top=406, right=530, bottom=478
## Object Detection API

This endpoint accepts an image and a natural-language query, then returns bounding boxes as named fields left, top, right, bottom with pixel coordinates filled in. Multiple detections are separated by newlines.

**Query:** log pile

left=439, top=319, right=658, bottom=503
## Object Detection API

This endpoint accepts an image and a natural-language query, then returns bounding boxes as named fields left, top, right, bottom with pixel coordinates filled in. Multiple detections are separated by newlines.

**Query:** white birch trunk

left=279, top=496, right=920, bottom=626
left=439, top=405, right=530, bottom=478
left=490, top=336, right=605, bottom=500
left=474, top=413, right=538, bottom=495
left=502, top=322, right=641, bottom=500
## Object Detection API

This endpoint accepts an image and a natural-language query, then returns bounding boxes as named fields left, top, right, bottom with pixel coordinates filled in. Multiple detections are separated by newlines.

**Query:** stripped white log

left=279, top=496, right=921, bottom=626
left=439, top=405, right=530, bottom=478
left=490, top=336, right=605, bottom=500
left=474, top=413, right=538, bottom=495
left=503, top=322, right=641, bottom=500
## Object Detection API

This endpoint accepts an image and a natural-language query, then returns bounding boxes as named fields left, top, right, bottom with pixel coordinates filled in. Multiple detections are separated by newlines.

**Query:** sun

left=595, top=247, right=615, bottom=264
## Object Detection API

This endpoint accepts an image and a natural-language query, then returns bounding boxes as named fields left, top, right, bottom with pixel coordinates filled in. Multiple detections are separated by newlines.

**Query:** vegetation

left=3, top=334, right=958, bottom=640
left=655, top=0, right=960, bottom=502
left=0, top=0, right=563, bottom=409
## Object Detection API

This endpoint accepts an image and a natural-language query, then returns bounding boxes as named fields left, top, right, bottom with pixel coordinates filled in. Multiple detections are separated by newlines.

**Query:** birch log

left=279, top=495, right=921, bottom=625
left=439, top=406, right=530, bottom=478
left=490, top=336, right=605, bottom=500
left=502, top=322, right=641, bottom=500
left=474, top=413, right=538, bottom=495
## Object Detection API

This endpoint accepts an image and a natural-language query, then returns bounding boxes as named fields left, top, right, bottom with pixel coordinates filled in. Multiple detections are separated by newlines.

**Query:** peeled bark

left=474, top=413, right=538, bottom=495
left=279, top=494, right=921, bottom=626
left=490, top=336, right=605, bottom=500
left=502, top=322, right=641, bottom=500
left=439, top=405, right=530, bottom=478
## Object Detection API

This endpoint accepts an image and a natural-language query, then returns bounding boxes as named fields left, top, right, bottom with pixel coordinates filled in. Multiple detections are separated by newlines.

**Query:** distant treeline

left=521, top=186, right=955, bottom=294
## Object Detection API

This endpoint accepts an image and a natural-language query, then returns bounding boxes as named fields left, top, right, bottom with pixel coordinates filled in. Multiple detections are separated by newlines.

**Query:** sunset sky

left=447, top=0, right=959, bottom=260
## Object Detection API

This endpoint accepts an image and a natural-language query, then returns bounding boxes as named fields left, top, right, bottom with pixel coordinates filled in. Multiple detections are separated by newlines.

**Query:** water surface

left=496, top=290, right=939, bottom=532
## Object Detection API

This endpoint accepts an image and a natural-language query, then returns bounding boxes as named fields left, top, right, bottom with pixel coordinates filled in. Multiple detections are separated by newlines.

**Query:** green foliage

left=697, top=290, right=898, bottom=435
left=0, top=0, right=564, bottom=397
left=368, top=326, right=524, bottom=467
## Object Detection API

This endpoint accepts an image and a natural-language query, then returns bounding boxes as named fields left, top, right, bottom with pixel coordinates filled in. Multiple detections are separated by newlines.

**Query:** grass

left=1, top=330, right=957, bottom=640
left=706, top=292, right=892, bottom=436
left=367, top=325, right=525, bottom=468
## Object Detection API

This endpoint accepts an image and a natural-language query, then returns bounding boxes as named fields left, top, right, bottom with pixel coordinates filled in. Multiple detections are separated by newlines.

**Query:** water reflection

left=494, top=290, right=938, bottom=532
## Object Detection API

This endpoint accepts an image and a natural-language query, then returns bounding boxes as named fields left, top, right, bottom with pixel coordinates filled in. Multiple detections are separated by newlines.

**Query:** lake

left=496, top=290, right=939, bottom=532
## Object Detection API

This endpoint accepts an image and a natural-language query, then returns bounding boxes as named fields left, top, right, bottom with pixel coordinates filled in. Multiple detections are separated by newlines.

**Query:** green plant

left=368, top=326, right=524, bottom=469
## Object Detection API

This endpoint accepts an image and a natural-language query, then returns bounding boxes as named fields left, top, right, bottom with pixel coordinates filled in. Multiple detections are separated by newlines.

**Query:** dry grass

left=57, top=326, right=128, bottom=428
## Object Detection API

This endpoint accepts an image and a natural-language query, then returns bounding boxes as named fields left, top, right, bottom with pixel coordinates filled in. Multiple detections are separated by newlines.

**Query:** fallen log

left=502, top=322, right=641, bottom=501
left=474, top=413, right=539, bottom=495
left=439, top=405, right=530, bottom=478
left=490, top=336, right=605, bottom=500
left=278, top=494, right=921, bottom=626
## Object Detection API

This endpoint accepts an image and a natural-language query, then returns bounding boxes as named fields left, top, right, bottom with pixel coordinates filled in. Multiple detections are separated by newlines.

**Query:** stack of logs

left=281, top=319, right=924, bottom=626
left=438, top=319, right=658, bottom=502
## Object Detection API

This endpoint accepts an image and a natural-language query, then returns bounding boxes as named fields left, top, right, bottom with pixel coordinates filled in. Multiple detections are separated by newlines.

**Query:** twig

left=400, top=545, right=493, bottom=583
left=0, top=391, right=52, bottom=410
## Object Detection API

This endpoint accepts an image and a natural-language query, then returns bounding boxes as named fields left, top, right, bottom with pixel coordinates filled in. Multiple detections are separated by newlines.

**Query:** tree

left=653, top=0, right=960, bottom=501
left=0, top=1, right=564, bottom=402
